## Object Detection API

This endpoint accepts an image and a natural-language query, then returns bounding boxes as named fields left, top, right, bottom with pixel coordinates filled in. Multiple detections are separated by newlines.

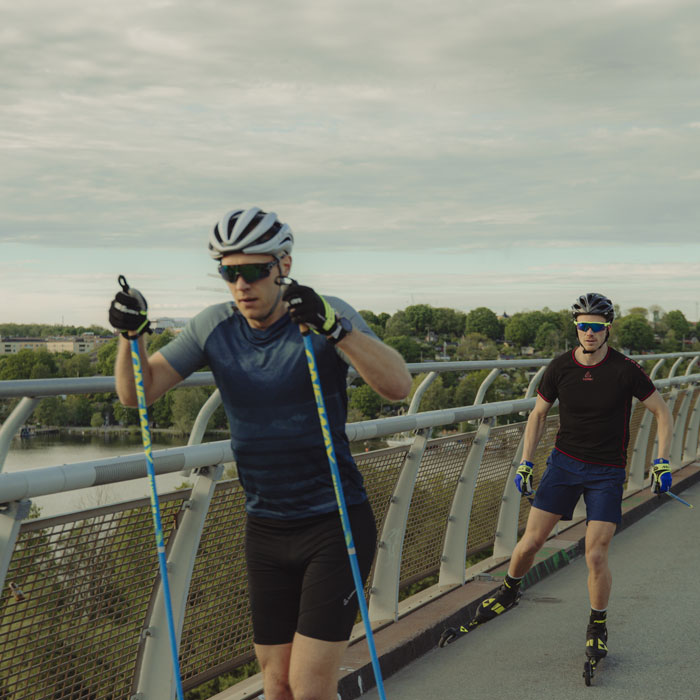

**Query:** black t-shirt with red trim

left=537, top=347, right=656, bottom=468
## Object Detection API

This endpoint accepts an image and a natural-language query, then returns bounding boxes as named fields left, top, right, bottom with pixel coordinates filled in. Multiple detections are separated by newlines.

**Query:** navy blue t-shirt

left=537, top=347, right=656, bottom=468
left=159, top=298, right=376, bottom=518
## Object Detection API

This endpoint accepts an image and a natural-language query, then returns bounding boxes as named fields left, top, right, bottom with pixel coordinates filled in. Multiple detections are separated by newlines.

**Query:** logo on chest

left=582, top=371, right=594, bottom=382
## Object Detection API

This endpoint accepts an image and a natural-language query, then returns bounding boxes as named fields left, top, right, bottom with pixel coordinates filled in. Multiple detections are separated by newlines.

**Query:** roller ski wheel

left=583, top=622, right=607, bottom=686
left=583, top=658, right=597, bottom=686
left=438, top=583, right=521, bottom=648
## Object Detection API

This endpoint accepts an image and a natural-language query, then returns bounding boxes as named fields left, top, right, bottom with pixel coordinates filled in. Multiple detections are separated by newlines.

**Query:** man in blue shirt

left=110, top=207, right=412, bottom=700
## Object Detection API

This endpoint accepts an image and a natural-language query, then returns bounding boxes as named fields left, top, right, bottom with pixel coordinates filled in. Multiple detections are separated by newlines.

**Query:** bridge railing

left=0, top=353, right=699, bottom=699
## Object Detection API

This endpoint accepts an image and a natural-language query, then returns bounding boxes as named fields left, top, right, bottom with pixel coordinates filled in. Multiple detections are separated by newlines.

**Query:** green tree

left=348, top=384, right=383, bottom=419
left=432, top=308, right=467, bottom=337
left=403, top=304, right=435, bottom=335
left=663, top=310, right=690, bottom=340
left=171, top=387, right=209, bottom=435
left=455, top=333, right=498, bottom=360
left=384, top=336, right=423, bottom=362
left=35, top=396, right=68, bottom=426
left=113, top=402, right=139, bottom=426
left=627, top=307, right=648, bottom=318
left=148, top=330, right=176, bottom=354
left=534, top=322, right=561, bottom=354
left=96, top=339, right=118, bottom=375
left=616, top=315, right=655, bottom=351
left=464, top=307, right=501, bottom=340
left=504, top=314, right=531, bottom=347
left=384, top=311, right=413, bottom=337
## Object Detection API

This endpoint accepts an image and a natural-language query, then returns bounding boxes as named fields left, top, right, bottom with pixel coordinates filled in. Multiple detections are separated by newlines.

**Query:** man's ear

left=282, top=255, right=292, bottom=275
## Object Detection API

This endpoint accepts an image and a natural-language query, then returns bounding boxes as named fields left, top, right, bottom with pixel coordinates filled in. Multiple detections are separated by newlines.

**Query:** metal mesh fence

left=179, top=480, right=251, bottom=690
left=399, top=433, right=473, bottom=586
left=353, top=445, right=409, bottom=596
left=466, top=423, right=526, bottom=555
left=0, top=494, right=185, bottom=700
left=626, top=401, right=646, bottom=473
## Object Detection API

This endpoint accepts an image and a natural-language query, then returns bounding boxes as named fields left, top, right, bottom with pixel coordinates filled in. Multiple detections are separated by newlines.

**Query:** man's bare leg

left=508, top=507, right=562, bottom=578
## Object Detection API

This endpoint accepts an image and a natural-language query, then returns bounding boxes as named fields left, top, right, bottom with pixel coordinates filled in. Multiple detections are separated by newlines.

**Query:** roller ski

left=439, top=578, right=521, bottom=647
left=583, top=621, right=608, bottom=686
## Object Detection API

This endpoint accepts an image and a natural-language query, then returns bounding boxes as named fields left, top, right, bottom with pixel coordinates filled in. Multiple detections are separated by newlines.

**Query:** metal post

left=0, top=500, right=32, bottom=599
left=368, top=429, right=430, bottom=623
left=182, top=390, right=223, bottom=476
left=0, top=397, right=40, bottom=472
left=438, top=417, right=493, bottom=586
left=134, top=464, right=223, bottom=700
left=671, top=390, right=692, bottom=467
left=668, top=357, right=685, bottom=379
left=682, top=389, right=700, bottom=462
left=407, top=372, right=438, bottom=414
left=492, top=430, right=526, bottom=558
left=492, top=372, right=543, bottom=558
left=649, top=358, right=666, bottom=380
left=474, top=368, right=501, bottom=406
left=626, top=404, right=654, bottom=493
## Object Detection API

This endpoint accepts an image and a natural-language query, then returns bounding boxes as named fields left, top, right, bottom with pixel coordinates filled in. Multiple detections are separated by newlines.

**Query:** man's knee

left=586, top=546, right=609, bottom=572
left=289, top=675, right=336, bottom=700
left=518, top=531, right=547, bottom=555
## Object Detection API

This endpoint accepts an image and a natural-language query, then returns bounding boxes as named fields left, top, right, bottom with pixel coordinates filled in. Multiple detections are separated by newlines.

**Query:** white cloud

left=1, top=0, right=699, bottom=324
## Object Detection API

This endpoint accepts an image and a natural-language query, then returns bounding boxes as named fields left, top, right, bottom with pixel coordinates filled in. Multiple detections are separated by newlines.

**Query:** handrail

left=0, top=358, right=698, bottom=700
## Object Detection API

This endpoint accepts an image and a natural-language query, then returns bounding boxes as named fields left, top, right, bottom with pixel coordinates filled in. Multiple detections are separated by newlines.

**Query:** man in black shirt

left=469, top=293, right=672, bottom=663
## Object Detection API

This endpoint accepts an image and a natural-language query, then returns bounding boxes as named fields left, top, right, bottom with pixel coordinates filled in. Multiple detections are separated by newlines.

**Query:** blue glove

left=514, top=460, right=534, bottom=496
left=651, top=459, right=671, bottom=494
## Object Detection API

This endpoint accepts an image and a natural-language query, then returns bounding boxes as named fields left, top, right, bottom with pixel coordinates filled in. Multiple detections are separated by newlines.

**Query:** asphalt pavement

left=361, top=481, right=700, bottom=700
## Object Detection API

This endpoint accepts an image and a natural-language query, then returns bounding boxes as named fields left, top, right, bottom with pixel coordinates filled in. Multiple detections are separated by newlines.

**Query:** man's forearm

left=521, top=412, right=547, bottom=463
left=654, top=404, right=673, bottom=461
left=115, top=335, right=151, bottom=407
left=336, top=332, right=412, bottom=401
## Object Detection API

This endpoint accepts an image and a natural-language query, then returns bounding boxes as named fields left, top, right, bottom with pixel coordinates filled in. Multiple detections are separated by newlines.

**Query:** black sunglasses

left=218, top=260, right=278, bottom=284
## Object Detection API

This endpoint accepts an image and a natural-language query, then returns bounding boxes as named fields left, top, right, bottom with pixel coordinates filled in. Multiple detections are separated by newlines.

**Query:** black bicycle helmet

left=571, top=292, right=615, bottom=322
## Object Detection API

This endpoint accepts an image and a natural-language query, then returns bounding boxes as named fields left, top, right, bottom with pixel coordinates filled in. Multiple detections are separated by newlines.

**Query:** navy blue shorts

left=532, top=449, right=626, bottom=524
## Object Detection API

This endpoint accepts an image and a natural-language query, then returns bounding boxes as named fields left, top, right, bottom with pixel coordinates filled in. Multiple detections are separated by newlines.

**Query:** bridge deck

left=360, top=477, right=700, bottom=700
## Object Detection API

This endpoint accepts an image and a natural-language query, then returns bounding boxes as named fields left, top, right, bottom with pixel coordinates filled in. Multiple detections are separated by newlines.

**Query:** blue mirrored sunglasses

left=574, top=321, right=611, bottom=333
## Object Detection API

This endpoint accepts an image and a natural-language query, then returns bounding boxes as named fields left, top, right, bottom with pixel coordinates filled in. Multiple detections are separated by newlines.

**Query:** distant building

left=1, top=338, right=46, bottom=354
left=0, top=335, right=112, bottom=355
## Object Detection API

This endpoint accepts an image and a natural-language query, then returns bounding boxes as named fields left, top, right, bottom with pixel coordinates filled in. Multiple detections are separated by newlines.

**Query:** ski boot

left=439, top=579, right=521, bottom=647
left=583, top=622, right=608, bottom=686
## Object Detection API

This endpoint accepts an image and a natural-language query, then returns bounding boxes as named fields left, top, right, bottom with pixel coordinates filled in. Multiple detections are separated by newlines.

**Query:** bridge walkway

left=359, top=478, right=700, bottom=700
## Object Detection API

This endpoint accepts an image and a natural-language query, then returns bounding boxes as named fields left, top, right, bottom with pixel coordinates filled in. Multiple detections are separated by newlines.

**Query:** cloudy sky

left=2, top=0, right=699, bottom=327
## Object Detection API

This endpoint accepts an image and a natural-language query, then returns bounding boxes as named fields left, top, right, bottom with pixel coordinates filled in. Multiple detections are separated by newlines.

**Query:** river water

left=2, top=431, right=389, bottom=518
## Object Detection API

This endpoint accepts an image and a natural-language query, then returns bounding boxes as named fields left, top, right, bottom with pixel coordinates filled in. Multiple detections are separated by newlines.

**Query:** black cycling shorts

left=245, top=499, right=377, bottom=644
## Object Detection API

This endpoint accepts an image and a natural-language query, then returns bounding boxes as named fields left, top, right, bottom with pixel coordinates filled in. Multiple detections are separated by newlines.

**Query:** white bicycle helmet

left=208, top=207, right=294, bottom=260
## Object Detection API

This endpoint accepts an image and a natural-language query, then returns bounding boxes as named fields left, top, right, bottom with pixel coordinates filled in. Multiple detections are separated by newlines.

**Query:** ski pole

left=300, top=329, right=388, bottom=700
left=665, top=490, right=694, bottom=508
left=119, top=275, right=185, bottom=700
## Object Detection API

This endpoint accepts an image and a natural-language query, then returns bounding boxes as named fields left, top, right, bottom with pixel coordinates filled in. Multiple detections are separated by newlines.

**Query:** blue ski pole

left=119, top=275, right=185, bottom=700
left=665, top=490, right=694, bottom=508
left=300, top=329, right=388, bottom=700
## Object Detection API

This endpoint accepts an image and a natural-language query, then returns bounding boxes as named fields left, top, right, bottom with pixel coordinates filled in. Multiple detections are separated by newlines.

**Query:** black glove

left=109, top=276, right=151, bottom=338
left=283, top=282, right=338, bottom=335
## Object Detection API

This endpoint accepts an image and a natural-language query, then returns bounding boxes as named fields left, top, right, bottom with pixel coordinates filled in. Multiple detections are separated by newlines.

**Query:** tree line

left=0, top=304, right=696, bottom=429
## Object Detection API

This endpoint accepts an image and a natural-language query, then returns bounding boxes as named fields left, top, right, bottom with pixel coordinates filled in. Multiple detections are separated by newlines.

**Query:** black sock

left=590, top=608, right=607, bottom=625
left=504, top=574, right=522, bottom=591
